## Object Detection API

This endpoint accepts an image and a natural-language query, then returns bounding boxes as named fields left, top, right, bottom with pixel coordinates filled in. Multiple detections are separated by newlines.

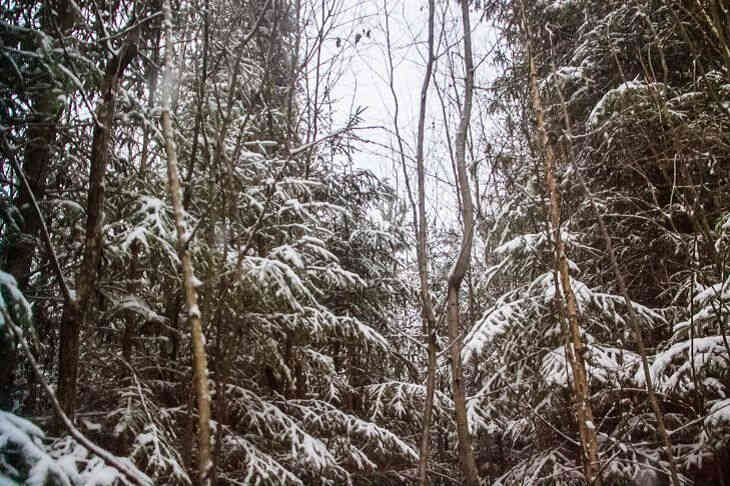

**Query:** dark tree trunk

left=1, top=100, right=57, bottom=408
left=56, top=37, right=138, bottom=424
left=5, top=94, right=58, bottom=288
left=2, top=0, right=76, bottom=409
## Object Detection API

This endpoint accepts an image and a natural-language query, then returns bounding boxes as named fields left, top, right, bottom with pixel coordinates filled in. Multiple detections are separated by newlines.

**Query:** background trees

left=464, top=0, right=730, bottom=483
left=2, top=0, right=415, bottom=483
left=1, top=0, right=729, bottom=485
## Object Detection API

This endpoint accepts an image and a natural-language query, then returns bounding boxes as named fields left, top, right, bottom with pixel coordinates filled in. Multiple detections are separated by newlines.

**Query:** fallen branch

left=3, top=309, right=153, bottom=486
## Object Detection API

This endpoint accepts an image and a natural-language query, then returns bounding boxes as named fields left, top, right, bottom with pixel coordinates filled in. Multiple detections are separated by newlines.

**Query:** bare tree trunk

left=447, top=1, right=479, bottom=484
left=285, top=0, right=302, bottom=145
left=382, top=0, right=439, bottom=479
left=414, top=0, right=436, bottom=484
left=2, top=0, right=75, bottom=405
left=139, top=15, right=161, bottom=179
left=521, top=5, right=602, bottom=483
left=160, top=1, right=213, bottom=484
left=57, top=32, right=138, bottom=423
left=551, top=63, right=682, bottom=486
left=210, top=301, right=230, bottom=485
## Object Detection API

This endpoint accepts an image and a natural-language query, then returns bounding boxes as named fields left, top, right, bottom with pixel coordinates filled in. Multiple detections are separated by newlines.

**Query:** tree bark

left=57, top=32, right=138, bottom=423
left=5, top=92, right=58, bottom=288
left=521, top=5, right=602, bottom=483
left=414, top=0, right=436, bottom=484
left=446, top=1, right=479, bottom=484
left=5, top=0, right=75, bottom=274
left=1, top=0, right=75, bottom=404
left=2, top=92, right=59, bottom=407
left=551, top=60, right=682, bottom=486
left=160, top=1, right=213, bottom=483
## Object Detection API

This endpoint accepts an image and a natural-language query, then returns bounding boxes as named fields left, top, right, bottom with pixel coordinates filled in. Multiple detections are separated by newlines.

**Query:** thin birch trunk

left=382, top=0, right=438, bottom=480
left=521, top=4, right=602, bottom=483
left=446, top=1, right=479, bottom=484
left=160, top=2, right=212, bottom=484
left=551, top=62, right=682, bottom=486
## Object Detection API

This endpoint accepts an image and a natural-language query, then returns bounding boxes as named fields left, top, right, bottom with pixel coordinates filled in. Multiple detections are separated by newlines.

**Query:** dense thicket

left=1, top=0, right=418, bottom=484
left=464, top=0, right=730, bottom=483
left=1, top=0, right=728, bottom=485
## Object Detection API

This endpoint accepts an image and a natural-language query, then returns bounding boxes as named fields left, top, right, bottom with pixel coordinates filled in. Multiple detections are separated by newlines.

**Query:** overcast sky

left=308, top=0, right=500, bottom=228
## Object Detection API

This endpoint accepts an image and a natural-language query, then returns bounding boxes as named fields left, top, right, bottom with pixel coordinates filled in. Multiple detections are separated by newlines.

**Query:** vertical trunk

left=446, top=1, right=479, bottom=484
left=285, top=0, right=302, bottom=144
left=160, top=1, right=213, bottom=483
left=446, top=288, right=479, bottom=486
left=418, top=337, right=438, bottom=485
left=121, top=242, right=141, bottom=363
left=139, top=23, right=161, bottom=179
left=57, top=37, right=138, bottom=421
left=57, top=95, right=112, bottom=418
left=551, top=62, right=682, bottom=486
left=521, top=6, right=602, bottom=483
left=2, top=0, right=75, bottom=404
left=183, top=0, right=208, bottom=209
left=584, top=176, right=681, bottom=485
left=210, top=300, right=230, bottom=485
left=414, top=0, right=436, bottom=484
left=384, top=0, right=439, bottom=478
left=5, top=0, right=75, bottom=286
left=5, top=92, right=59, bottom=287
left=2, top=93, right=59, bottom=407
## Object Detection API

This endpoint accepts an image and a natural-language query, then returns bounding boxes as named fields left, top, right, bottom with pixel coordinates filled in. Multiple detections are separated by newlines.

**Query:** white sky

left=320, top=0, right=427, bottom=174
left=307, top=0, right=500, bottom=228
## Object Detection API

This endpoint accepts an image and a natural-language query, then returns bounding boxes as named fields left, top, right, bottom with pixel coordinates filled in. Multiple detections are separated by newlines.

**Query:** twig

left=288, top=126, right=350, bottom=156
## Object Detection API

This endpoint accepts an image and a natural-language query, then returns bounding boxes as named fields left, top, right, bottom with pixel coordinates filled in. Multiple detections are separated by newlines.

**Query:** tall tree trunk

left=414, top=0, right=436, bottom=484
left=447, top=1, right=479, bottom=484
left=2, top=0, right=75, bottom=405
left=551, top=59, right=682, bottom=486
left=160, top=1, right=213, bottom=483
left=2, top=92, right=59, bottom=408
left=5, top=92, right=58, bottom=288
left=383, top=0, right=440, bottom=479
left=521, top=5, right=602, bottom=483
left=57, top=32, right=138, bottom=423
left=5, top=0, right=75, bottom=286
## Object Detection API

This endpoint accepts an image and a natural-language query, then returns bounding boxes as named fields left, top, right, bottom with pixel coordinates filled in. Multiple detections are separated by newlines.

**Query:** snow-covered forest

left=1, top=0, right=729, bottom=484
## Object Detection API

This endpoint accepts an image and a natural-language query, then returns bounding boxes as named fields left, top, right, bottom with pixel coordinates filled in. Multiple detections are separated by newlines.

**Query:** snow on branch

left=284, top=399, right=418, bottom=464
left=364, top=381, right=454, bottom=423
left=222, top=384, right=348, bottom=482
left=638, top=336, right=729, bottom=393
left=542, top=341, right=641, bottom=387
